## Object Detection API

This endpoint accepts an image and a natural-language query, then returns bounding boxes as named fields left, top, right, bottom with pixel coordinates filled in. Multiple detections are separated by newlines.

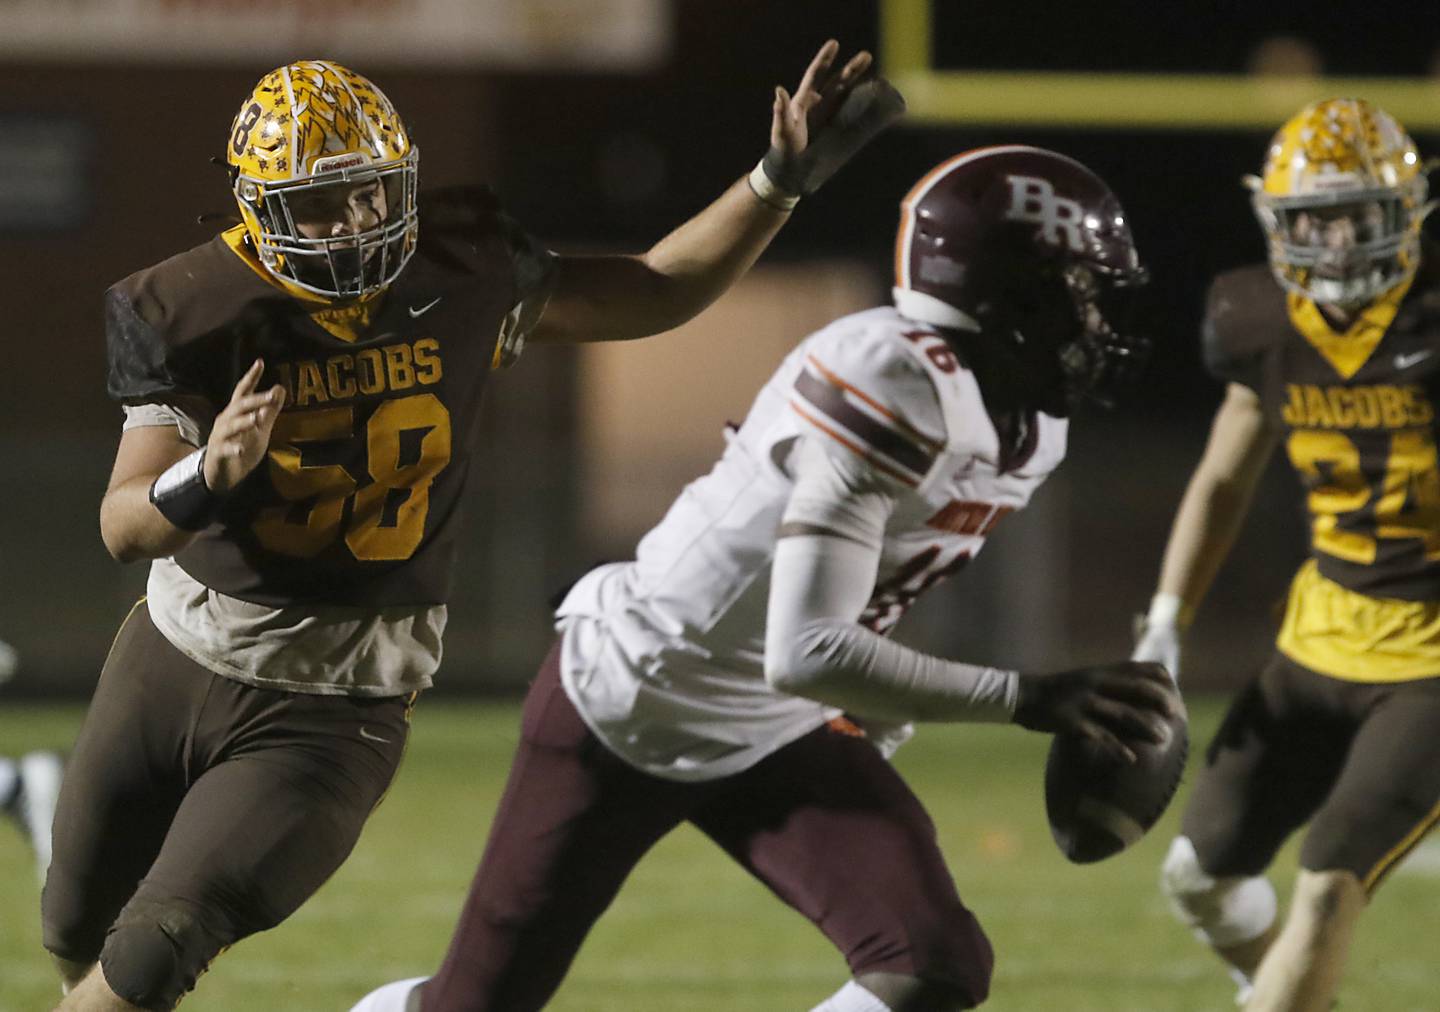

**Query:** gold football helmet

left=227, top=60, right=419, bottom=300
left=1249, top=98, right=1431, bottom=306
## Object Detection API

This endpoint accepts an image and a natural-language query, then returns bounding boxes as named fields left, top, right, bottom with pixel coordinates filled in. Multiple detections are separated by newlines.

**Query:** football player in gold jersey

left=43, top=44, right=902, bottom=1011
left=1134, top=99, right=1440, bottom=1011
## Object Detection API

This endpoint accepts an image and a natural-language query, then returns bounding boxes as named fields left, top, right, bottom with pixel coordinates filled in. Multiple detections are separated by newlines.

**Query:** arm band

left=148, top=447, right=221, bottom=531
left=1146, top=592, right=1194, bottom=630
left=747, top=160, right=801, bottom=212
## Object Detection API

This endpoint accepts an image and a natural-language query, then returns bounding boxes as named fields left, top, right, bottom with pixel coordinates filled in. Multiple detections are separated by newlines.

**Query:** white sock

left=0, top=757, right=16, bottom=808
left=810, top=980, right=892, bottom=1012
left=348, top=976, right=428, bottom=1012
left=1229, top=966, right=1253, bottom=1006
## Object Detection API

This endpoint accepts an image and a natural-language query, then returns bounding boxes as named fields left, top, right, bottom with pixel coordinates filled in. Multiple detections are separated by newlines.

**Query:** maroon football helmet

left=893, top=145, right=1149, bottom=408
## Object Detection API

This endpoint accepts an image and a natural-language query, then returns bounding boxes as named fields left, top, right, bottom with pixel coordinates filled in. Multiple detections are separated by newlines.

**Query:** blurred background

left=3, top=0, right=1439, bottom=697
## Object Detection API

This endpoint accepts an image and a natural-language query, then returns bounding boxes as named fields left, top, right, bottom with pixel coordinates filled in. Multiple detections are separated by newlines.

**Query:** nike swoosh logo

left=359, top=727, right=392, bottom=744
left=408, top=297, right=442, bottom=318
left=1395, top=349, right=1434, bottom=370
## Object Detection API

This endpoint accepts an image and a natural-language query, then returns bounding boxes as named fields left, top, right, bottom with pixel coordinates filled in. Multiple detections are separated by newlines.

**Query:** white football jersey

left=556, top=306, right=1068, bottom=780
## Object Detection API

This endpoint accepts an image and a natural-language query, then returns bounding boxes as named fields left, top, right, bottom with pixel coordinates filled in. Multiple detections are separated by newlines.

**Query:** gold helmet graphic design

left=227, top=60, right=419, bottom=300
left=1249, top=98, right=1431, bottom=306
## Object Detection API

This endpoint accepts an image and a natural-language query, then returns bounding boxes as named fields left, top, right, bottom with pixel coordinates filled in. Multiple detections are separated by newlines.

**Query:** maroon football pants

left=420, top=640, right=993, bottom=1011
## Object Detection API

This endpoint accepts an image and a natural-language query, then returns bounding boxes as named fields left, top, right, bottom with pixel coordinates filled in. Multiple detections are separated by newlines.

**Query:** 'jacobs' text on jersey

left=271, top=338, right=443, bottom=408
left=1281, top=382, right=1434, bottom=430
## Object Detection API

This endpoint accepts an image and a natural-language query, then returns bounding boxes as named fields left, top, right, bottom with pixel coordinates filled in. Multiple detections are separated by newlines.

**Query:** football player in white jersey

left=352, top=147, right=1178, bottom=1012
left=0, top=637, right=65, bottom=884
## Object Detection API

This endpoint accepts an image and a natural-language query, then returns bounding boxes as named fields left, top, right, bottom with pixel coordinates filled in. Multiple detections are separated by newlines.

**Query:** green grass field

left=3, top=697, right=1439, bottom=1011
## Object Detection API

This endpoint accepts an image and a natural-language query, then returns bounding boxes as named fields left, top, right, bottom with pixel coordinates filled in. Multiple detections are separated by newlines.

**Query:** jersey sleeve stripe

left=806, top=354, right=944, bottom=452
left=791, top=371, right=934, bottom=485
left=789, top=401, right=921, bottom=488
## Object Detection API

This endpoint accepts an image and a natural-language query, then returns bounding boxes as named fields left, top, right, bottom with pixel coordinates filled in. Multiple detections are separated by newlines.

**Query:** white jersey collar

left=891, top=288, right=981, bottom=332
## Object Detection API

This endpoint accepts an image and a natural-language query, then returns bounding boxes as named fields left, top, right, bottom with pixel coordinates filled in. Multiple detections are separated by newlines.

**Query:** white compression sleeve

left=765, top=531, right=1018, bottom=723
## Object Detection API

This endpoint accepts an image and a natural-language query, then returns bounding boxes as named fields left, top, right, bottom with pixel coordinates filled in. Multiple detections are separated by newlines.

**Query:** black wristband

left=148, top=447, right=221, bottom=531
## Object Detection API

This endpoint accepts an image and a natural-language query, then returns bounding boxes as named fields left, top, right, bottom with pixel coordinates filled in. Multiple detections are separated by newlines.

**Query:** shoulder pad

left=789, top=310, right=947, bottom=489
left=105, top=238, right=262, bottom=406
left=1202, top=265, right=1285, bottom=392
left=416, top=187, right=557, bottom=369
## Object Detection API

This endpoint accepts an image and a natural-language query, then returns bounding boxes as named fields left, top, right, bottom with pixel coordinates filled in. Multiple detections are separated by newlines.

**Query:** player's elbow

left=764, top=651, right=810, bottom=696
left=100, top=498, right=137, bottom=563
left=764, top=621, right=837, bottom=698
left=99, top=490, right=174, bottom=564
left=100, top=519, right=144, bottom=564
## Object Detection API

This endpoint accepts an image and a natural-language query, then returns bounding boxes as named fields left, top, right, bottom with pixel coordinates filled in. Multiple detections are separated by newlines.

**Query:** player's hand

left=760, top=40, right=905, bottom=198
left=1132, top=614, right=1181, bottom=683
left=204, top=359, right=285, bottom=494
left=1013, top=662, right=1179, bottom=765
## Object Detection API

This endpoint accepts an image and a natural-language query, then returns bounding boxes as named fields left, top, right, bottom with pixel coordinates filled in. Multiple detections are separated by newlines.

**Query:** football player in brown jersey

left=1133, top=99, right=1440, bottom=1011
left=43, top=44, right=903, bottom=1011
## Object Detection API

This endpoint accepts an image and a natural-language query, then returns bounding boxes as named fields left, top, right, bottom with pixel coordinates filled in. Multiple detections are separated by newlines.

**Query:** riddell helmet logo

left=312, top=152, right=373, bottom=174
left=1003, top=175, right=1085, bottom=252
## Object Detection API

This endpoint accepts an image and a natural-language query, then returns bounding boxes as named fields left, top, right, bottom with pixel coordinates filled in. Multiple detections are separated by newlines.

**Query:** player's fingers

left=775, top=85, right=797, bottom=126
left=793, top=39, right=839, bottom=100
left=1089, top=695, right=1168, bottom=745
left=229, top=391, right=279, bottom=416
left=230, top=358, right=264, bottom=402
left=1100, top=670, right=1178, bottom=716
left=1075, top=720, right=1137, bottom=765
left=254, top=396, right=284, bottom=439
left=834, top=50, right=872, bottom=86
left=1129, top=660, right=1173, bottom=686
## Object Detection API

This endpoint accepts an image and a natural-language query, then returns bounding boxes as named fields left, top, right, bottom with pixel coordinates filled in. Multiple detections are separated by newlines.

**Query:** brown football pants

left=42, top=603, right=411, bottom=1009
left=1184, top=650, right=1440, bottom=893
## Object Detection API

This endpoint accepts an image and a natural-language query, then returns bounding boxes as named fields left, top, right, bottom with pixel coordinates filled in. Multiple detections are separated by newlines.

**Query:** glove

left=1131, top=593, right=1187, bottom=683
left=1014, top=661, right=1177, bottom=764
left=748, top=42, right=906, bottom=211
left=760, top=75, right=906, bottom=198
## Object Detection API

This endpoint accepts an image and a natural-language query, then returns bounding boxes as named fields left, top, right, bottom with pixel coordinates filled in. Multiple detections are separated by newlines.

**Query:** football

left=1044, top=707, right=1189, bottom=863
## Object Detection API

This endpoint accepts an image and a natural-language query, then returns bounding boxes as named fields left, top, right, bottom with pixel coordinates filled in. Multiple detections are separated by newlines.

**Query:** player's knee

left=1160, top=835, right=1276, bottom=947
left=917, top=908, right=994, bottom=1007
left=41, top=878, right=106, bottom=969
left=100, top=898, right=231, bottom=1010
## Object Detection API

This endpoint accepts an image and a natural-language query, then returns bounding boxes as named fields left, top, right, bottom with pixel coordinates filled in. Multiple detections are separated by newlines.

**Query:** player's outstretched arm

left=100, top=360, right=284, bottom=562
left=763, top=440, right=1179, bottom=757
left=1132, top=381, right=1279, bottom=679
left=530, top=40, right=903, bottom=345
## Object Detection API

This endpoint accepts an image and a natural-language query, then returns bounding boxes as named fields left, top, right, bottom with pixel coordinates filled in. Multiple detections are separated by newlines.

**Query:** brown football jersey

left=1204, top=251, right=1440, bottom=600
left=106, top=187, right=556, bottom=607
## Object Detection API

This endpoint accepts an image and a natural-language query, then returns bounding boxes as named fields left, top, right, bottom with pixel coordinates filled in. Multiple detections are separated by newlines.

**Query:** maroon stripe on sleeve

left=793, top=368, right=934, bottom=478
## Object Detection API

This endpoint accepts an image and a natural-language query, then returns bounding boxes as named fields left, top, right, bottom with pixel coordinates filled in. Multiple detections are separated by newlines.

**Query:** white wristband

left=1147, top=592, right=1193, bottom=630
left=747, top=160, right=800, bottom=212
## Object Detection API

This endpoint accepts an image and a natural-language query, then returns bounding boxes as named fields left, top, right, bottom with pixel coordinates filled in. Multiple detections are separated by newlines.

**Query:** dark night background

left=2, top=0, right=1437, bottom=695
